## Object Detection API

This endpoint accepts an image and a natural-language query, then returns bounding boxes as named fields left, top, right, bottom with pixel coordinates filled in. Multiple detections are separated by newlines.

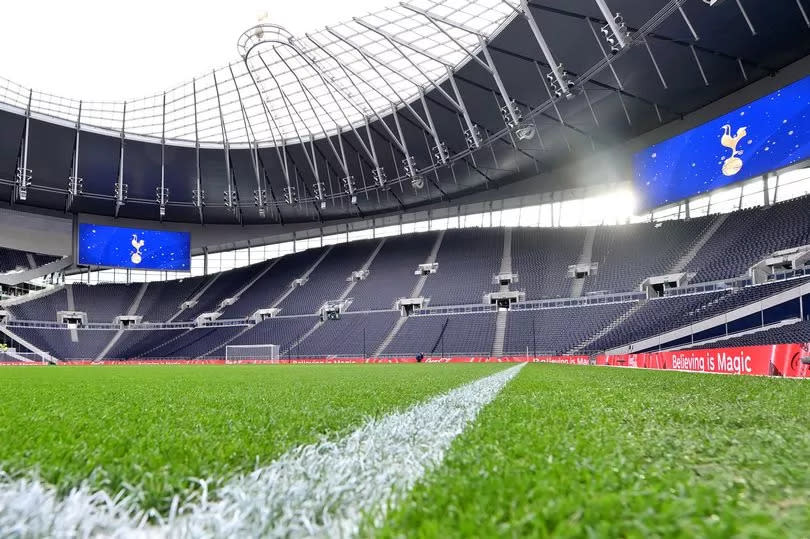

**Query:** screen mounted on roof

left=634, top=74, right=810, bottom=210
left=77, top=223, right=190, bottom=271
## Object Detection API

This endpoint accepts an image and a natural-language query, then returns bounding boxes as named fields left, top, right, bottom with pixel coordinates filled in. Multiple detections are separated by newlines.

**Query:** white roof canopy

left=0, top=0, right=514, bottom=146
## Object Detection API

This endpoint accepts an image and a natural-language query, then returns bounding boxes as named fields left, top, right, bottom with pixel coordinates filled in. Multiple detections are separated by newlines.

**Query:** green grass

left=0, top=363, right=505, bottom=513
left=377, top=364, right=810, bottom=538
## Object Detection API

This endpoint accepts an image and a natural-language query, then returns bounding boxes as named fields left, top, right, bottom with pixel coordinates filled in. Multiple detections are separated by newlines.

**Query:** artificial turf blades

left=0, top=363, right=505, bottom=513
left=377, top=364, right=810, bottom=537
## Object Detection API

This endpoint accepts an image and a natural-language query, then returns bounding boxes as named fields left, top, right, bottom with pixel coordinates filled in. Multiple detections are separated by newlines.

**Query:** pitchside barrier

left=7, top=344, right=810, bottom=378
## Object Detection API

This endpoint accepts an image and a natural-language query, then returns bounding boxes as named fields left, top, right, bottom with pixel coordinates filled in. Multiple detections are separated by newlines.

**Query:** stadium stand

left=582, top=217, right=716, bottom=294
left=140, top=326, right=245, bottom=359
left=420, top=228, right=502, bottom=306
left=687, top=195, right=810, bottom=283
left=383, top=312, right=498, bottom=357
left=175, top=263, right=272, bottom=321
left=5, top=196, right=810, bottom=361
left=105, top=329, right=188, bottom=359
left=297, top=312, right=400, bottom=357
left=0, top=247, right=60, bottom=273
left=348, top=233, right=436, bottom=311
left=590, top=277, right=810, bottom=351
left=8, top=288, right=68, bottom=321
left=279, top=242, right=376, bottom=315
left=209, top=316, right=319, bottom=357
left=693, top=320, right=810, bottom=349
left=220, top=248, right=325, bottom=318
left=11, top=328, right=118, bottom=360
left=72, top=283, right=142, bottom=323
left=504, top=302, right=634, bottom=355
left=511, top=227, right=585, bottom=300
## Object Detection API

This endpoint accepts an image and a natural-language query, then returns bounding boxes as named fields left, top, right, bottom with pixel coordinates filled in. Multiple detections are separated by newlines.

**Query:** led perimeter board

left=634, top=74, right=810, bottom=210
left=78, top=223, right=190, bottom=271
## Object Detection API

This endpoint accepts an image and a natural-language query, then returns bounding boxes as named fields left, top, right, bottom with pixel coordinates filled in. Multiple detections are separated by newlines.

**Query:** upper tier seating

left=0, top=247, right=60, bottom=273
left=583, top=216, right=715, bottom=294
left=511, top=227, right=585, bottom=300
left=220, top=248, right=324, bottom=319
left=175, top=263, right=272, bottom=321
left=348, top=233, right=436, bottom=311
left=420, top=228, right=502, bottom=306
left=279, top=242, right=377, bottom=315
left=136, top=277, right=209, bottom=323
left=8, top=289, right=68, bottom=321
left=72, top=283, right=141, bottom=323
left=687, top=195, right=810, bottom=283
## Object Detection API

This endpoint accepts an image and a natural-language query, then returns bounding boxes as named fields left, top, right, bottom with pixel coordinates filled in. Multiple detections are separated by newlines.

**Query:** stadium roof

left=0, top=0, right=808, bottom=225
left=0, top=0, right=515, bottom=145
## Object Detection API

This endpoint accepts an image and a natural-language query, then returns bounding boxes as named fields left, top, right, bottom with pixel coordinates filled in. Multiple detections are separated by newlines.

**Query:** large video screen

left=78, top=224, right=190, bottom=271
left=634, top=74, right=810, bottom=210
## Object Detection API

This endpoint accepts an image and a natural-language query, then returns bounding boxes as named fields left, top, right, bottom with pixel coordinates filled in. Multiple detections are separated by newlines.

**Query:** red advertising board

left=4, top=346, right=810, bottom=378
left=600, top=343, right=810, bottom=378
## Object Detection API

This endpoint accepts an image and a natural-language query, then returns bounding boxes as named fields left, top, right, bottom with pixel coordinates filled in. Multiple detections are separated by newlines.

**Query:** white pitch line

left=0, top=364, right=524, bottom=538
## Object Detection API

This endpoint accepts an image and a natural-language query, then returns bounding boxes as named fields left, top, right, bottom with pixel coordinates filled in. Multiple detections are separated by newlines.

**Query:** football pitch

left=1, top=363, right=809, bottom=537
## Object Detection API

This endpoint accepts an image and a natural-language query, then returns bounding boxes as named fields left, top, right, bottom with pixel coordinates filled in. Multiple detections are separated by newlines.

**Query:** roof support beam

left=14, top=90, right=32, bottom=204
left=797, top=0, right=810, bottom=28
left=401, top=5, right=492, bottom=74
left=735, top=0, right=757, bottom=36
left=643, top=37, right=668, bottom=89
left=242, top=62, right=294, bottom=197
left=398, top=3, right=487, bottom=38
left=677, top=3, right=699, bottom=41
left=192, top=78, right=205, bottom=224
left=504, top=0, right=573, bottom=100
left=327, top=27, right=448, bottom=164
left=158, top=93, right=167, bottom=220
left=256, top=53, right=322, bottom=191
left=309, top=32, right=408, bottom=156
left=67, top=101, right=82, bottom=211
left=228, top=64, right=269, bottom=218
left=479, top=37, right=522, bottom=127
left=690, top=44, right=709, bottom=86
left=529, top=2, right=771, bottom=73
left=275, top=50, right=352, bottom=205
left=114, top=102, right=126, bottom=218
left=586, top=17, right=624, bottom=90
left=211, top=70, right=242, bottom=224
left=297, top=36, right=381, bottom=167
left=352, top=18, right=465, bottom=113
left=593, top=0, right=628, bottom=49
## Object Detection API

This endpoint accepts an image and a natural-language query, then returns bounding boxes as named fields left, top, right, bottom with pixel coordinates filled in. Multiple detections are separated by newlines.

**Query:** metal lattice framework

left=0, top=0, right=515, bottom=147
left=0, top=0, right=806, bottom=224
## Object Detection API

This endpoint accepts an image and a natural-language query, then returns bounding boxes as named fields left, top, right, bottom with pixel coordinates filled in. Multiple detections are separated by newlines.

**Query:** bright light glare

left=0, top=0, right=391, bottom=101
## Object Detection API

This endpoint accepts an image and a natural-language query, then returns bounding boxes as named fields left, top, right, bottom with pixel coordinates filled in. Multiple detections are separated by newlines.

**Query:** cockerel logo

left=720, top=123, right=747, bottom=176
left=131, top=234, right=145, bottom=265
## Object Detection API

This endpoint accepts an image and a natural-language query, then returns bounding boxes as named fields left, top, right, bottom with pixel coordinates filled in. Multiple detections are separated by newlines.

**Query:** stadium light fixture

left=155, top=187, right=169, bottom=217
left=593, top=0, right=629, bottom=51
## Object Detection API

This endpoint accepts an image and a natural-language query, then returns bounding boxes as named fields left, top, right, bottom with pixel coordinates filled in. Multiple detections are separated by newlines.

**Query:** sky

left=0, top=0, right=391, bottom=101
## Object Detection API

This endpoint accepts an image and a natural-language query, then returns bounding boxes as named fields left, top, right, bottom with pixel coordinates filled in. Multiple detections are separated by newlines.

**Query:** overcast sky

left=0, top=0, right=390, bottom=101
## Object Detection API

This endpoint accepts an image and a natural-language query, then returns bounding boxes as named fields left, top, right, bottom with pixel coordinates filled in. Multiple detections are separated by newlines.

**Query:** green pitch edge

left=377, top=364, right=810, bottom=537
left=0, top=363, right=506, bottom=514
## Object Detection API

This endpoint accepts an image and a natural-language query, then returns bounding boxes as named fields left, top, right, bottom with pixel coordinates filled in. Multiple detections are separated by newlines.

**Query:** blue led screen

left=634, top=74, right=810, bottom=210
left=78, top=224, right=190, bottom=270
